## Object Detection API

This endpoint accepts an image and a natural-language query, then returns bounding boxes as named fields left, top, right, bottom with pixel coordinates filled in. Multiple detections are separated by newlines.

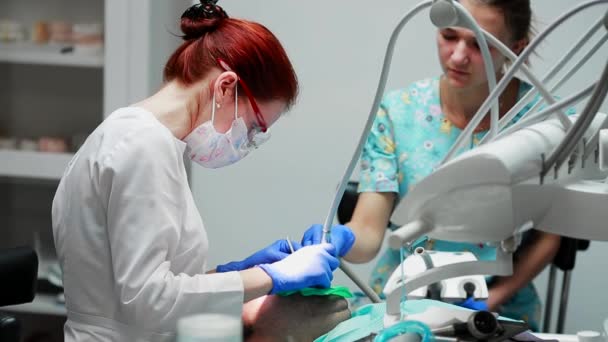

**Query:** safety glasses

left=217, top=58, right=268, bottom=133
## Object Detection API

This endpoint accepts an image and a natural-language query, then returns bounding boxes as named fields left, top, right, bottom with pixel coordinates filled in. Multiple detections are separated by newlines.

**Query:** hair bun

left=180, top=1, right=228, bottom=40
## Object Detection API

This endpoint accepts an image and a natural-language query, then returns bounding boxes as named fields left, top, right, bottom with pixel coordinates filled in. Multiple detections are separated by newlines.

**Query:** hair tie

left=181, top=0, right=228, bottom=21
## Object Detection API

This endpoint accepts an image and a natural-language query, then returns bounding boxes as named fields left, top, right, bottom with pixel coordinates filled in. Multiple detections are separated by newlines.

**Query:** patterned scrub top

left=357, top=76, right=561, bottom=331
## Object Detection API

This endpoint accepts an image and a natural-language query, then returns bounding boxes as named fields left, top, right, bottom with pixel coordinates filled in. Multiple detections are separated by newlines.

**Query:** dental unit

left=321, top=1, right=608, bottom=340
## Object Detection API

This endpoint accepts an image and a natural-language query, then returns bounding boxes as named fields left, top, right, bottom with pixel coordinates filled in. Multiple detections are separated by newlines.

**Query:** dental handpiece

left=320, top=227, right=331, bottom=244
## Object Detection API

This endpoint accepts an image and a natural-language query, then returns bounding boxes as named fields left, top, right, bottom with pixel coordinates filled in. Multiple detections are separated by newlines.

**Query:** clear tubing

left=400, top=247, right=407, bottom=320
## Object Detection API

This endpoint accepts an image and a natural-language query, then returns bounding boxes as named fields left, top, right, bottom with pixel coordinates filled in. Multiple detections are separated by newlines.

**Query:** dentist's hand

left=258, top=244, right=339, bottom=294
left=455, top=297, right=489, bottom=311
left=302, top=224, right=355, bottom=257
left=216, top=239, right=301, bottom=273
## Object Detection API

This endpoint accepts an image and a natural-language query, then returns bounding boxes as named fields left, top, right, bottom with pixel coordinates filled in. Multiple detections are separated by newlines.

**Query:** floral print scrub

left=358, top=76, right=561, bottom=331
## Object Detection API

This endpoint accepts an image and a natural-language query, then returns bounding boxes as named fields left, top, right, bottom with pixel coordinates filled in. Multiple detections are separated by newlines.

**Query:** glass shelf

left=2, top=293, right=66, bottom=316
left=0, top=41, right=103, bottom=68
left=0, top=150, right=74, bottom=181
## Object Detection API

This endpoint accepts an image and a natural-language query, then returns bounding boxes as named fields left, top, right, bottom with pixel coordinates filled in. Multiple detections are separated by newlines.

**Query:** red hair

left=164, top=12, right=299, bottom=109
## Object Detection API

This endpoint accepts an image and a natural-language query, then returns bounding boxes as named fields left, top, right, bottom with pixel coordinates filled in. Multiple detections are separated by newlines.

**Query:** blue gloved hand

left=258, top=244, right=340, bottom=294
left=301, top=224, right=355, bottom=257
left=216, top=239, right=302, bottom=273
left=455, top=297, right=489, bottom=311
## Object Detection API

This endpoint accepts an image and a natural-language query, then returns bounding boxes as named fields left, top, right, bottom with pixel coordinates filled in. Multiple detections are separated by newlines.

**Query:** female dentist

left=51, top=1, right=354, bottom=340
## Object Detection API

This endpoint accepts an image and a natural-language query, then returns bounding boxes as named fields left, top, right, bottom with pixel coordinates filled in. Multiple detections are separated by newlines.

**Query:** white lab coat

left=52, top=107, right=244, bottom=341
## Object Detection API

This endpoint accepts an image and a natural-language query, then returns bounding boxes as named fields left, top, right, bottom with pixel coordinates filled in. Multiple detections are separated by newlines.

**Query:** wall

left=148, top=0, right=193, bottom=96
left=189, top=0, right=608, bottom=333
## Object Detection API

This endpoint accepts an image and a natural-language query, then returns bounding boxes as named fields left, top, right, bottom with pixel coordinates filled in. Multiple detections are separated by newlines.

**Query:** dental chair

left=543, top=237, right=590, bottom=334
left=0, top=246, right=38, bottom=342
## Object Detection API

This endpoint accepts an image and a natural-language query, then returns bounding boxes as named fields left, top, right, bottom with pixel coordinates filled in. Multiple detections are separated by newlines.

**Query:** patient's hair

left=474, top=0, right=533, bottom=43
left=164, top=1, right=299, bottom=109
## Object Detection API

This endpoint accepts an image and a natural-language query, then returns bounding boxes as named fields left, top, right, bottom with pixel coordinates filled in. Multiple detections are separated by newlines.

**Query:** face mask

left=184, top=86, right=270, bottom=169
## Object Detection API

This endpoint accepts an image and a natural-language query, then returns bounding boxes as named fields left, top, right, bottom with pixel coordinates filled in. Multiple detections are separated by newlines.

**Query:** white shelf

left=0, top=42, right=103, bottom=68
left=2, top=293, right=66, bottom=316
left=0, top=150, right=74, bottom=180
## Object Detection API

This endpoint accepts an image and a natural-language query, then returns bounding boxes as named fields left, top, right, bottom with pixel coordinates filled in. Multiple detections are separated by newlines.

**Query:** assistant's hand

left=301, top=224, right=355, bottom=257
left=216, top=239, right=302, bottom=273
left=455, top=297, right=489, bottom=311
left=258, top=244, right=339, bottom=294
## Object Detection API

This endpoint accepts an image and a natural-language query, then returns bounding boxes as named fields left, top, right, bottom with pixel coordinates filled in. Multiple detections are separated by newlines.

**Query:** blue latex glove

left=216, top=239, right=302, bottom=273
left=455, top=297, right=489, bottom=311
left=259, top=244, right=340, bottom=294
left=301, top=224, right=355, bottom=257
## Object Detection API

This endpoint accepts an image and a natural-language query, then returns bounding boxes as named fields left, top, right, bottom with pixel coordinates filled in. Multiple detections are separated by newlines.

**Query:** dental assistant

left=51, top=2, right=346, bottom=341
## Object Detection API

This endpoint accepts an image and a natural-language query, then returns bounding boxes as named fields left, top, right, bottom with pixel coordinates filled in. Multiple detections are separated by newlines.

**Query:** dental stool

left=336, top=181, right=361, bottom=226
left=543, top=237, right=590, bottom=334
left=0, top=246, right=38, bottom=342
left=338, top=180, right=396, bottom=227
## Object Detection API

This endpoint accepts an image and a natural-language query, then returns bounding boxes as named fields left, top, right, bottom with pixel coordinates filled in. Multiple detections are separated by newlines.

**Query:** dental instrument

left=286, top=237, right=296, bottom=254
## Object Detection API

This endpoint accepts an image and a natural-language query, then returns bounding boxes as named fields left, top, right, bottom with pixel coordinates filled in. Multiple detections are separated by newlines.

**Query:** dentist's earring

left=216, top=103, right=221, bottom=109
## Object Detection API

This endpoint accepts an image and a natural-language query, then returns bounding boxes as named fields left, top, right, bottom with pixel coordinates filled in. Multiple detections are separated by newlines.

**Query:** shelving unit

left=3, top=294, right=66, bottom=317
left=0, top=42, right=103, bottom=68
left=0, top=1, right=188, bottom=339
